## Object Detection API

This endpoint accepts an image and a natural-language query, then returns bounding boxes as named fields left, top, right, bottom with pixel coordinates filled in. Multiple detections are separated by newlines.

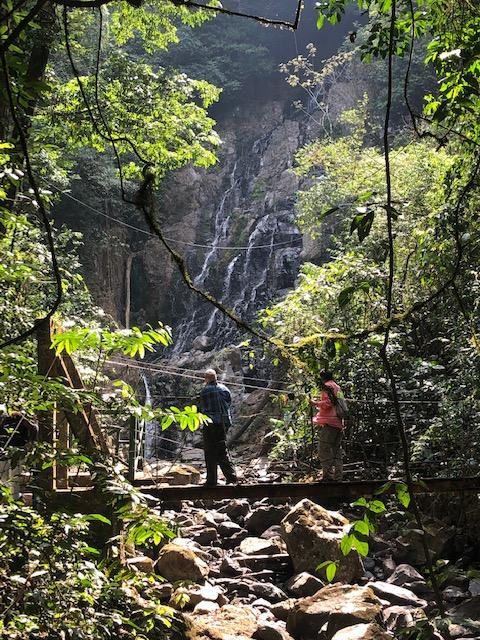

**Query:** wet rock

left=126, top=555, right=154, bottom=573
left=330, top=623, right=393, bottom=640
left=240, top=537, right=283, bottom=556
left=245, top=506, right=289, bottom=536
left=281, top=500, right=364, bottom=583
left=192, top=335, right=212, bottom=352
left=156, top=543, right=209, bottom=582
left=285, top=572, right=324, bottom=598
left=193, top=600, right=220, bottom=615
left=253, top=621, right=294, bottom=640
left=286, top=584, right=382, bottom=640
left=367, top=582, right=428, bottom=608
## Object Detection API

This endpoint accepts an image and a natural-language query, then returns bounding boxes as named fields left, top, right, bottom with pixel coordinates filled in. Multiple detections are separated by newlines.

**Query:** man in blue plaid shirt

left=199, top=369, right=237, bottom=486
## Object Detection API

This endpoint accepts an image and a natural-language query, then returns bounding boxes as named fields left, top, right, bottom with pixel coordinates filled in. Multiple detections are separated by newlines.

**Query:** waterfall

left=171, top=120, right=303, bottom=354
left=142, top=374, right=158, bottom=460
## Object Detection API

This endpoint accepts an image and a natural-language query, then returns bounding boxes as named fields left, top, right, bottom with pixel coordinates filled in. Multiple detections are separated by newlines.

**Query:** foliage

left=0, top=470, right=181, bottom=640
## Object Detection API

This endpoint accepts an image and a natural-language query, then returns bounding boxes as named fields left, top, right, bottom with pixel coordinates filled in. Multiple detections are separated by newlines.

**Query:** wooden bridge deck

left=136, top=476, right=480, bottom=502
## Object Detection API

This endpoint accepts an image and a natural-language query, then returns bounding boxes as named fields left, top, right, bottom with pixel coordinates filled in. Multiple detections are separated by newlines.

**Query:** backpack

left=323, top=384, right=349, bottom=420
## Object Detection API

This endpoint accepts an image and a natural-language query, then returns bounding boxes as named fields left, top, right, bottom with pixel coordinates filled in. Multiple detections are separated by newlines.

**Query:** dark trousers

left=203, top=421, right=237, bottom=485
left=318, top=424, right=343, bottom=480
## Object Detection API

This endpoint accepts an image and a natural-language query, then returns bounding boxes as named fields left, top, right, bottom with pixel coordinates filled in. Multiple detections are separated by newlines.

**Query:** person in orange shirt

left=311, top=370, right=345, bottom=481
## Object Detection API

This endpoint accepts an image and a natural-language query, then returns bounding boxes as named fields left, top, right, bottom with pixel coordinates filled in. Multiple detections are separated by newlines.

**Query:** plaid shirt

left=199, top=382, right=232, bottom=427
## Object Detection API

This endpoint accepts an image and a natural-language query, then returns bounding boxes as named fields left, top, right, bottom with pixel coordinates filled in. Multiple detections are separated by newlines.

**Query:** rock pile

left=126, top=492, right=480, bottom=640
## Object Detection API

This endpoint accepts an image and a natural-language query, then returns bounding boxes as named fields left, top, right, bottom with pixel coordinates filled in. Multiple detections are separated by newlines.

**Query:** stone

left=386, top=564, right=430, bottom=596
left=156, top=543, right=209, bottom=582
left=145, top=462, right=200, bottom=486
left=253, top=621, right=294, bottom=640
left=190, top=527, right=218, bottom=546
left=270, top=600, right=296, bottom=623
left=192, top=335, right=212, bottom=352
left=285, top=572, right=325, bottom=598
left=469, top=579, right=480, bottom=597
left=218, top=521, right=244, bottom=537
left=245, top=506, right=289, bottom=536
left=182, top=583, right=223, bottom=607
left=220, top=556, right=245, bottom=577
left=240, top=537, right=282, bottom=556
left=382, top=606, right=426, bottom=632
left=252, top=598, right=274, bottom=610
left=187, top=604, right=258, bottom=640
left=443, top=586, right=468, bottom=604
left=261, top=525, right=283, bottom=540
left=126, top=555, right=154, bottom=573
left=281, top=500, right=364, bottom=583
left=286, top=584, right=382, bottom=640
left=219, top=499, right=251, bottom=521
left=330, top=623, right=393, bottom=640
left=367, top=582, right=427, bottom=608
left=193, top=600, right=220, bottom=614
left=247, top=580, right=288, bottom=603
left=448, top=596, right=480, bottom=622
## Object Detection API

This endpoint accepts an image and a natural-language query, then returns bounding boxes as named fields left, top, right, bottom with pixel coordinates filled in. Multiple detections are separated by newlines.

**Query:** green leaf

left=354, top=520, right=369, bottom=535
left=326, top=562, right=337, bottom=582
left=340, top=534, right=353, bottom=556
left=396, top=483, right=411, bottom=508
left=83, top=514, right=112, bottom=525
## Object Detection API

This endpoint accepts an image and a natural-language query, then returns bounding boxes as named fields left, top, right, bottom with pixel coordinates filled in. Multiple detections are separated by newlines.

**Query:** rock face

left=281, top=499, right=364, bottom=583
left=286, top=584, right=383, bottom=640
left=156, top=543, right=209, bottom=582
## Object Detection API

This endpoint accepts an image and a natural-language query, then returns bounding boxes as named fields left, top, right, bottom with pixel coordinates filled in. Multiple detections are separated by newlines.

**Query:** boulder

left=366, top=582, right=427, bottom=608
left=448, top=596, right=480, bottom=622
left=126, top=555, right=154, bottom=573
left=193, top=600, right=220, bottom=615
left=382, top=606, right=426, bottom=632
left=220, top=556, right=245, bottom=577
left=286, top=584, right=382, bottom=640
left=181, top=583, right=224, bottom=607
left=285, top=572, right=324, bottom=598
left=386, top=564, right=428, bottom=595
left=193, top=527, right=219, bottom=546
left=240, top=537, right=282, bottom=556
left=261, top=525, right=283, bottom=540
left=468, top=579, right=480, bottom=597
left=219, top=499, right=251, bottom=522
left=247, top=580, right=288, bottom=603
left=145, top=462, right=200, bottom=485
left=270, top=599, right=296, bottom=622
left=443, top=586, right=468, bottom=604
left=253, top=621, right=294, bottom=640
left=281, top=500, right=364, bottom=583
left=330, top=623, right=393, bottom=640
left=218, top=521, right=244, bottom=537
left=186, top=604, right=258, bottom=640
left=245, top=506, right=289, bottom=535
left=156, top=543, right=209, bottom=582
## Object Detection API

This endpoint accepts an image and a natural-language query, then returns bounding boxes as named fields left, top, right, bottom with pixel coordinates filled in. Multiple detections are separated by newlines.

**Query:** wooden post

left=36, top=319, right=56, bottom=491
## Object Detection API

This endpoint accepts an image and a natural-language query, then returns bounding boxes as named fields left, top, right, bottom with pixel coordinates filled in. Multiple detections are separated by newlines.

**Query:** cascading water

left=171, top=114, right=303, bottom=353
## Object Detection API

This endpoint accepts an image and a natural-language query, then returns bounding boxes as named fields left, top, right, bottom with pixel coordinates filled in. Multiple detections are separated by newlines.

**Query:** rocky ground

left=126, top=467, right=480, bottom=640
